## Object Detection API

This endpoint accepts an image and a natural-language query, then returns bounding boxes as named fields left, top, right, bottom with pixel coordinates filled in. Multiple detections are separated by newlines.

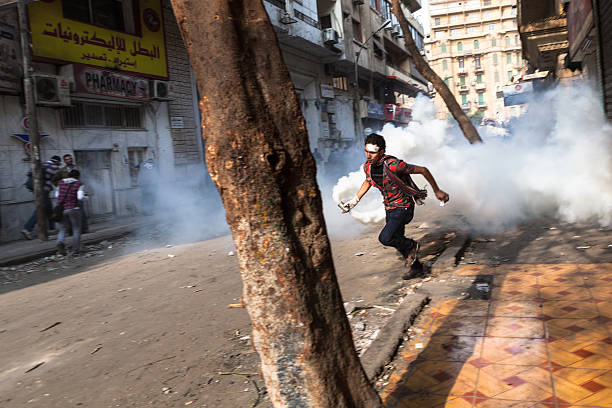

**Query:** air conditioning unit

left=150, top=80, right=174, bottom=100
left=33, top=74, right=71, bottom=107
left=391, top=24, right=401, bottom=37
left=323, top=28, right=339, bottom=45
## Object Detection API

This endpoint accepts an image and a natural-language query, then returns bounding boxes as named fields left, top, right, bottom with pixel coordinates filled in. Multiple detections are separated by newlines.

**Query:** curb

left=360, top=234, right=472, bottom=381
left=360, top=293, right=429, bottom=380
left=0, top=223, right=145, bottom=266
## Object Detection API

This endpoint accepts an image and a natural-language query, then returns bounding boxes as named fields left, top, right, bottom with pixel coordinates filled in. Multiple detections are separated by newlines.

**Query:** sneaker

left=21, top=229, right=33, bottom=240
left=56, top=242, right=67, bottom=256
left=404, top=241, right=420, bottom=267
left=402, top=259, right=425, bottom=280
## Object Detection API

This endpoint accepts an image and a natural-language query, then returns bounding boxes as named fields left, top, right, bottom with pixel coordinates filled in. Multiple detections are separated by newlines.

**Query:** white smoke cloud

left=332, top=82, right=612, bottom=233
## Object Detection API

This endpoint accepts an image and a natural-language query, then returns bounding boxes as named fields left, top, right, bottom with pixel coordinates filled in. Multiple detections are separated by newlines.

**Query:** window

left=506, top=52, right=511, bottom=64
left=488, top=23, right=496, bottom=31
left=476, top=73, right=482, bottom=83
left=470, top=13, right=477, bottom=20
left=474, top=40, right=479, bottom=50
left=370, top=0, right=382, bottom=13
left=332, top=76, right=348, bottom=91
left=507, top=70, right=513, bottom=82
left=444, top=77, right=450, bottom=86
left=483, top=0, right=490, bottom=5
left=61, top=102, right=143, bottom=128
left=475, top=55, right=481, bottom=68
left=458, top=42, right=463, bottom=52
left=352, top=19, right=362, bottom=42
left=495, top=71, right=500, bottom=82
left=478, top=93, right=484, bottom=105
left=63, top=0, right=135, bottom=33
left=492, top=53, right=498, bottom=65
left=460, top=76, right=466, bottom=86
left=451, top=15, right=458, bottom=23
left=435, top=17, right=441, bottom=26
left=515, top=52, right=520, bottom=65
left=459, top=57, right=464, bottom=68
left=435, top=30, right=444, bottom=39
left=441, top=43, right=447, bottom=53
left=467, top=26, right=476, bottom=34
left=451, top=28, right=460, bottom=36
left=484, top=11, right=491, bottom=19
left=511, top=6, right=517, bottom=16
left=514, top=34, right=519, bottom=45
left=442, top=59, right=448, bottom=71
left=491, top=37, right=497, bottom=47
left=383, top=1, right=391, bottom=20
left=461, top=94, right=467, bottom=104
left=505, top=36, right=510, bottom=47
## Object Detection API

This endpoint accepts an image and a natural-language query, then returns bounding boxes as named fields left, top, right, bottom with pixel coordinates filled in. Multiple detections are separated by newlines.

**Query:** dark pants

left=378, top=206, right=416, bottom=256
left=23, top=194, right=54, bottom=232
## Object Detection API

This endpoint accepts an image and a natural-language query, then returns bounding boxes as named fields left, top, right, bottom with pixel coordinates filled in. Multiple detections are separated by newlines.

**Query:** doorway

left=74, top=150, right=115, bottom=222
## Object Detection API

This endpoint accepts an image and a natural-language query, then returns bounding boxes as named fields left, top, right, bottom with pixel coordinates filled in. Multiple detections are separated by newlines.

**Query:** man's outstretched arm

left=410, top=165, right=449, bottom=203
left=341, top=180, right=371, bottom=213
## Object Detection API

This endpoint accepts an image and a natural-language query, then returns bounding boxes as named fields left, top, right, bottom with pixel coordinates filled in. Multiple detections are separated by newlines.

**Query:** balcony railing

left=264, top=0, right=285, bottom=9
left=475, top=83, right=486, bottom=91
left=458, top=85, right=469, bottom=93
left=474, top=66, right=484, bottom=73
left=458, top=67, right=466, bottom=75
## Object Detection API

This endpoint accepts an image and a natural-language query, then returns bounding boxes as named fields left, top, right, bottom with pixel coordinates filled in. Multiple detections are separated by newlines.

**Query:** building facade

left=425, top=0, right=528, bottom=123
left=0, top=0, right=204, bottom=241
left=263, top=0, right=429, bottom=162
left=518, top=0, right=612, bottom=121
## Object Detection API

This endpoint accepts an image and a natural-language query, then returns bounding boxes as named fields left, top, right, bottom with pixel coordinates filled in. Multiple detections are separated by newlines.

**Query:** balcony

left=401, top=0, right=422, bottom=13
left=461, top=103, right=470, bottom=111
left=477, top=103, right=487, bottom=109
left=475, top=83, right=486, bottom=91
left=457, top=67, right=467, bottom=75
left=458, top=85, right=469, bottom=93
left=474, top=65, right=484, bottom=73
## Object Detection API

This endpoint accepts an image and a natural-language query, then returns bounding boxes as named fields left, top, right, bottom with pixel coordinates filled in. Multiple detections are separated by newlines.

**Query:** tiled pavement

left=381, top=263, right=612, bottom=408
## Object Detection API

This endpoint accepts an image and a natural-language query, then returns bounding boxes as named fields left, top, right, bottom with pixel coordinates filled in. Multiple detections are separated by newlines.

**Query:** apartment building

left=0, top=0, right=205, bottom=241
left=263, top=0, right=428, bottom=160
left=425, top=0, right=528, bottom=123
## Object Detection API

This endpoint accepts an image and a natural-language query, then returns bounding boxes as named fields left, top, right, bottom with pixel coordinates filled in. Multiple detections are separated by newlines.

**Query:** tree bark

left=169, top=1, right=382, bottom=407
left=391, top=0, right=483, bottom=144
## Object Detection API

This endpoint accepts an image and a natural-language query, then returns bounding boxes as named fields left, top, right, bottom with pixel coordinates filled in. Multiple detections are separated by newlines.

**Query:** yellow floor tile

left=592, top=370, right=612, bottom=387
left=489, top=301, right=541, bottom=318
left=492, top=382, right=553, bottom=402
left=534, top=264, right=581, bottom=275
left=491, top=286, right=540, bottom=301
left=481, top=337, right=547, bottom=365
left=415, top=335, right=483, bottom=362
left=570, top=354, right=612, bottom=370
left=545, top=318, right=602, bottom=340
left=579, top=263, right=612, bottom=273
left=486, top=317, right=544, bottom=338
left=496, top=274, right=538, bottom=287
left=475, top=399, right=535, bottom=408
left=541, top=301, right=599, bottom=319
left=538, top=286, right=591, bottom=300
left=474, top=369, right=515, bottom=398
left=552, top=369, right=609, bottom=404
left=574, top=387, right=612, bottom=406
left=430, top=315, right=487, bottom=337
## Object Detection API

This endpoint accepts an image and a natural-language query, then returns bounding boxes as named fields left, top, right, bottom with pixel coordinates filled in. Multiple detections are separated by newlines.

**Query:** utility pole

left=353, top=19, right=391, bottom=145
left=18, top=0, right=47, bottom=241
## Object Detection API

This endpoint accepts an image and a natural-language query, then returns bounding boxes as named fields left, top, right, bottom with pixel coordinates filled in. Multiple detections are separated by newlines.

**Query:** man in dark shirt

left=340, top=133, right=449, bottom=277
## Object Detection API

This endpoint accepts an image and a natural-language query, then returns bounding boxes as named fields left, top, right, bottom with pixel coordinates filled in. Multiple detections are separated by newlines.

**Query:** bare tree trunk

left=169, top=1, right=382, bottom=407
left=391, top=0, right=483, bottom=144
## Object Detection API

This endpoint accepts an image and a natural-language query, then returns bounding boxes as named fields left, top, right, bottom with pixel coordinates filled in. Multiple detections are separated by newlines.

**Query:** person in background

left=53, top=153, right=89, bottom=233
left=21, top=155, right=61, bottom=239
left=55, top=169, right=87, bottom=256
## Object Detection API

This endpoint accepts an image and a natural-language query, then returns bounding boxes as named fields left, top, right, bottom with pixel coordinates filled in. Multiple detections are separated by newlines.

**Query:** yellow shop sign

left=28, top=0, right=167, bottom=79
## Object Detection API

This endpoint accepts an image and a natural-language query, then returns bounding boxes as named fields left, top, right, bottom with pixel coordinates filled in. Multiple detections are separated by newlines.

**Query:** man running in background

left=340, top=133, right=449, bottom=278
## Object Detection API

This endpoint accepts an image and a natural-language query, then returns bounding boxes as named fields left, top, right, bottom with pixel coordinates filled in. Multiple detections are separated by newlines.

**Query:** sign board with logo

left=0, top=5, right=22, bottom=92
left=568, top=0, right=594, bottom=60
left=28, top=0, right=168, bottom=78
left=74, top=65, right=150, bottom=100
left=503, top=82, right=533, bottom=106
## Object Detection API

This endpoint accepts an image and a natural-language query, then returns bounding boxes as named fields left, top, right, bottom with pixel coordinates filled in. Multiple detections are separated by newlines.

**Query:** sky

left=413, top=0, right=431, bottom=35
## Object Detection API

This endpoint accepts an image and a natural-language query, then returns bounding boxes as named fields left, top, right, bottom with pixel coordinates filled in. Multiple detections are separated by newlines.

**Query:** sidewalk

left=0, top=216, right=153, bottom=266
left=381, top=263, right=612, bottom=407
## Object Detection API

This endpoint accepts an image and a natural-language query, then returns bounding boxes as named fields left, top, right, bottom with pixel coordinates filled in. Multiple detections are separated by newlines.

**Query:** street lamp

left=353, top=19, right=391, bottom=143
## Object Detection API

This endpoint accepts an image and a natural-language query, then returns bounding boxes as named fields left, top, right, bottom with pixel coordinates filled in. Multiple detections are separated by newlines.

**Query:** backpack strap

left=383, top=159, right=428, bottom=205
